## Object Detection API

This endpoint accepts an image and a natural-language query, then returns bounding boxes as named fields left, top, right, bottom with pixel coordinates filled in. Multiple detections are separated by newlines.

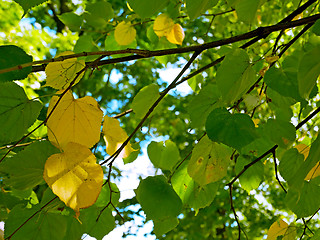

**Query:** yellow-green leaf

left=267, top=220, right=296, bottom=240
left=114, top=21, right=136, bottom=46
left=187, top=135, right=231, bottom=186
left=166, top=23, right=185, bottom=45
left=47, top=91, right=103, bottom=150
left=43, top=142, right=103, bottom=212
left=45, top=51, right=85, bottom=89
left=153, top=13, right=174, bottom=37
left=103, top=115, right=135, bottom=159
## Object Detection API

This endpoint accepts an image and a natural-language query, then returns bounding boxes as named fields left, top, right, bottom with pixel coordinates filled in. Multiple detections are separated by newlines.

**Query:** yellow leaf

left=166, top=23, right=185, bottom=45
left=47, top=91, right=103, bottom=150
left=45, top=51, right=85, bottom=90
left=153, top=13, right=174, bottom=37
left=265, top=55, right=279, bottom=64
left=295, top=144, right=310, bottom=159
left=267, top=219, right=289, bottom=240
left=43, top=142, right=103, bottom=212
left=114, top=21, right=136, bottom=46
left=102, top=115, right=135, bottom=159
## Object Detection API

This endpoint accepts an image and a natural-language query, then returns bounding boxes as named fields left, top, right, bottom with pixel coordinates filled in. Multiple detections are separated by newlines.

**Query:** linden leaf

left=43, top=142, right=103, bottom=212
left=45, top=51, right=85, bottom=90
left=187, top=135, right=231, bottom=186
left=153, top=14, right=174, bottom=37
left=166, top=23, right=185, bottom=45
left=267, top=220, right=296, bottom=240
left=102, top=115, right=135, bottom=159
left=114, top=21, right=136, bottom=46
left=297, top=144, right=320, bottom=181
left=47, top=91, right=103, bottom=150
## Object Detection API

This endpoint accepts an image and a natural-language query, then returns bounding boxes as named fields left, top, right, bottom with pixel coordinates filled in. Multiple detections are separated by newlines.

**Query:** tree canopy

left=1, top=0, right=320, bottom=239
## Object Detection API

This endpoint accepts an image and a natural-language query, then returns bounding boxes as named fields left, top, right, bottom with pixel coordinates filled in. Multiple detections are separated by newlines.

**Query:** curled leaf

left=43, top=142, right=103, bottom=212
left=103, top=115, right=135, bottom=159
left=166, top=23, right=185, bottom=45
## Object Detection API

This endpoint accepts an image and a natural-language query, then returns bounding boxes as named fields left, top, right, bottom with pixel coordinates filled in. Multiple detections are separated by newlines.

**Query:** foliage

left=1, top=0, right=320, bottom=239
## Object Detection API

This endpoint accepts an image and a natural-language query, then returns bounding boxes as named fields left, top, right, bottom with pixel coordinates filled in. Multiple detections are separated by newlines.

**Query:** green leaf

left=263, top=119, right=296, bottom=148
left=127, top=0, right=169, bottom=18
left=95, top=183, right=120, bottom=207
left=172, top=162, right=219, bottom=209
left=279, top=148, right=304, bottom=184
left=85, top=1, right=114, bottom=22
left=1, top=141, right=58, bottom=190
left=58, top=12, right=83, bottom=32
left=235, top=156, right=264, bottom=192
left=298, top=46, right=320, bottom=99
left=216, top=48, right=256, bottom=104
left=153, top=217, right=179, bottom=236
left=147, top=140, right=180, bottom=171
left=187, top=135, right=231, bottom=186
left=0, top=45, right=33, bottom=82
left=290, top=134, right=320, bottom=188
left=286, top=181, right=320, bottom=218
left=0, top=82, right=42, bottom=145
left=135, top=175, right=182, bottom=220
left=186, top=0, right=219, bottom=20
left=5, top=205, right=68, bottom=240
left=310, top=229, right=320, bottom=239
left=132, top=84, right=159, bottom=119
left=63, top=216, right=83, bottom=240
left=14, top=0, right=47, bottom=16
left=81, top=206, right=115, bottom=240
left=235, top=0, right=261, bottom=24
left=188, top=83, right=221, bottom=128
left=312, top=19, right=320, bottom=36
left=264, top=66, right=303, bottom=103
left=206, top=108, right=258, bottom=150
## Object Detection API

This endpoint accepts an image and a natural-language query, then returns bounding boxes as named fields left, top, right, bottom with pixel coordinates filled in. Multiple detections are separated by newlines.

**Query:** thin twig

left=228, top=185, right=242, bottom=239
left=272, top=149, right=287, bottom=193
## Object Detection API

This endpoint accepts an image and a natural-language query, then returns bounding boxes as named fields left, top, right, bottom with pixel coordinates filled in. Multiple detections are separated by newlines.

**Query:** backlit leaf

left=0, top=82, right=42, bottom=145
left=1, top=141, right=58, bottom=190
left=188, top=135, right=231, bottom=186
left=289, top=133, right=320, bottom=188
left=186, top=0, right=218, bottom=20
left=166, top=23, right=185, bottom=45
left=263, top=119, right=296, bottom=148
left=43, top=142, right=103, bottom=212
left=45, top=51, right=85, bottom=90
left=14, top=0, right=47, bottom=17
left=206, top=108, right=258, bottom=150
left=298, top=46, right=320, bottom=99
left=47, top=91, right=103, bottom=150
left=266, top=219, right=288, bottom=240
left=132, top=84, right=159, bottom=119
left=135, top=175, right=182, bottom=220
left=172, top=162, right=219, bottom=210
left=114, top=21, right=136, bottom=46
left=188, top=83, right=221, bottom=128
left=80, top=206, right=115, bottom=240
left=235, top=0, right=261, bottom=24
left=127, top=0, right=169, bottom=18
left=235, top=155, right=264, bottom=192
left=5, top=204, right=67, bottom=240
left=286, top=181, right=320, bottom=218
left=279, top=148, right=304, bottom=184
left=147, top=140, right=180, bottom=171
left=0, top=45, right=33, bottom=82
left=102, top=115, right=135, bottom=159
left=153, top=218, right=179, bottom=237
left=153, top=14, right=174, bottom=37
left=216, top=48, right=256, bottom=104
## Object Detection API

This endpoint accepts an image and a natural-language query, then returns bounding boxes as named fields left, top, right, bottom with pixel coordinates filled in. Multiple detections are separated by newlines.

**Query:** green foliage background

left=1, top=0, right=320, bottom=239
